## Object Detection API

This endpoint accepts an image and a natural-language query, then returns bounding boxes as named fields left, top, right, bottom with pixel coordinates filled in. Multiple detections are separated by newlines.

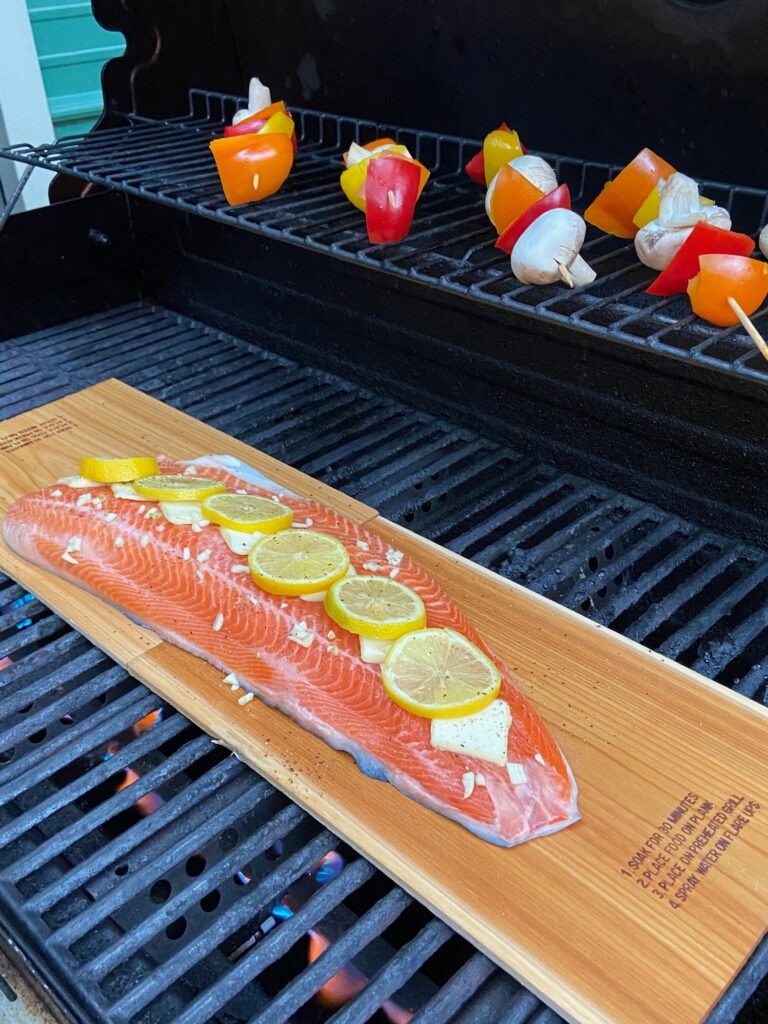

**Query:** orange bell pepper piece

left=584, top=148, right=676, bottom=238
left=235, top=100, right=287, bottom=126
left=687, top=255, right=768, bottom=327
left=209, top=133, right=294, bottom=206
left=486, top=164, right=544, bottom=233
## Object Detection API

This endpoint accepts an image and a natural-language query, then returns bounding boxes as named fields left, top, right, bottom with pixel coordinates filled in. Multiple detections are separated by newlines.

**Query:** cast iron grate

left=3, top=89, right=768, bottom=386
left=1, top=302, right=767, bottom=1024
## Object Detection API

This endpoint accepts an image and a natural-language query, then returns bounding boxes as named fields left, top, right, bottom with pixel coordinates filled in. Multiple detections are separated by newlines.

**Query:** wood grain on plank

left=1, top=382, right=766, bottom=1024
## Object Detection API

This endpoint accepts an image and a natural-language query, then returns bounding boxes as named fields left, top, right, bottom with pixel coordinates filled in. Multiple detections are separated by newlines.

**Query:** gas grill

left=2, top=2, right=768, bottom=1021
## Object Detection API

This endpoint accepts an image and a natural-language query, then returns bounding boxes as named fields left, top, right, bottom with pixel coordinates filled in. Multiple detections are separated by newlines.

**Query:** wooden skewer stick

left=557, top=261, right=575, bottom=288
left=727, top=296, right=768, bottom=365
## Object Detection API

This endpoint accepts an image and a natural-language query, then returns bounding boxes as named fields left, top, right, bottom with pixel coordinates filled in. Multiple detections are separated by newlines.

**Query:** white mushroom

left=760, top=224, right=768, bottom=261
left=232, top=77, right=273, bottom=124
left=485, top=155, right=558, bottom=224
left=634, top=173, right=731, bottom=271
left=510, top=208, right=596, bottom=287
left=509, top=155, right=558, bottom=195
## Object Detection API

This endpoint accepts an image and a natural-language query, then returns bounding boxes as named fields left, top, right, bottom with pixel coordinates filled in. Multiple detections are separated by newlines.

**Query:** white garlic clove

left=760, top=225, right=768, bottom=261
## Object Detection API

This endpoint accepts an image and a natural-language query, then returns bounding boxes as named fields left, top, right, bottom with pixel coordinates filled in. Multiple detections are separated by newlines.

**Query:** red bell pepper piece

left=495, top=184, right=571, bottom=254
left=646, top=222, right=755, bottom=296
left=364, top=156, right=422, bottom=244
left=465, top=147, right=487, bottom=185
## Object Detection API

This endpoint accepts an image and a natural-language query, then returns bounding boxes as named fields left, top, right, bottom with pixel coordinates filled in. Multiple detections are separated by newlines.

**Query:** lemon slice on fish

left=79, top=456, right=158, bottom=483
left=201, top=493, right=293, bottom=534
left=324, top=575, right=425, bottom=640
left=248, top=529, right=349, bottom=596
left=382, top=628, right=501, bottom=719
left=133, top=474, right=225, bottom=502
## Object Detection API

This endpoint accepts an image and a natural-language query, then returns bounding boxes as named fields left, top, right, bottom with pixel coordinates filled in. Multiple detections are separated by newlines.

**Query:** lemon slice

left=324, top=575, right=425, bottom=640
left=202, top=493, right=293, bottom=534
left=79, top=456, right=158, bottom=483
left=382, top=628, right=501, bottom=719
left=248, top=529, right=350, bottom=595
left=133, top=474, right=225, bottom=502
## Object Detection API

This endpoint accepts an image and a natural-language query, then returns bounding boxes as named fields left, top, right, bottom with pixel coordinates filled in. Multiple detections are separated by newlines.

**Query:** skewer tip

left=727, top=296, right=768, bottom=365
left=556, top=261, right=575, bottom=288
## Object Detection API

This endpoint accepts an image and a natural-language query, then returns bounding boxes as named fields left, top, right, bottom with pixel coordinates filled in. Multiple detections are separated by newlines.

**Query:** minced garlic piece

left=288, top=621, right=314, bottom=647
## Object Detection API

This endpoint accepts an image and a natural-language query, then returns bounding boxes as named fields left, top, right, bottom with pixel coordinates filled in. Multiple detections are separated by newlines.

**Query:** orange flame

left=115, top=767, right=164, bottom=816
left=132, top=709, right=163, bottom=736
left=308, top=930, right=366, bottom=1007
left=307, top=929, right=413, bottom=1022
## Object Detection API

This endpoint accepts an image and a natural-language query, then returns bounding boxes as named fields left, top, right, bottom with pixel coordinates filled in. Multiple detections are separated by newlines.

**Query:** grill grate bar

left=658, top=561, right=768, bottom=660
left=110, top=829, right=341, bottom=1019
left=0, top=712, right=190, bottom=851
left=20, top=750, right=243, bottom=909
left=0, top=662, right=126, bottom=756
left=47, top=776, right=275, bottom=942
left=171, top=857, right=378, bottom=1024
left=450, top=975, right=535, bottom=1024
left=0, top=687, right=157, bottom=801
left=9, top=732, right=213, bottom=887
left=408, top=951, right=498, bottom=1023
left=83, top=799, right=306, bottom=980
left=589, top=532, right=711, bottom=630
left=248, top=885, right=413, bottom=1024
left=328, top=917, right=453, bottom=1024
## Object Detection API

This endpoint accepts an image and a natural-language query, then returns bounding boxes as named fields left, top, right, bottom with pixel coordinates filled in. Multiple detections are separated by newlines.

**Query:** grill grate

left=3, top=89, right=768, bottom=386
left=1, top=302, right=767, bottom=1023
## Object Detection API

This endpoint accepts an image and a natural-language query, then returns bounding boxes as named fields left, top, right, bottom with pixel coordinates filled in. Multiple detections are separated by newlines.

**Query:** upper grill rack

left=3, top=88, right=768, bottom=385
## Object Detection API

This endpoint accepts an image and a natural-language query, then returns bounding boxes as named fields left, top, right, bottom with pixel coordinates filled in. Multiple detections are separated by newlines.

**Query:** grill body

left=1, top=6, right=768, bottom=1019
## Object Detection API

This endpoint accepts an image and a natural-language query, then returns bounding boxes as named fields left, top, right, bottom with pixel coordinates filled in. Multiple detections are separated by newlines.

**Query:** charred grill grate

left=1, top=302, right=767, bottom=1023
left=3, top=89, right=768, bottom=385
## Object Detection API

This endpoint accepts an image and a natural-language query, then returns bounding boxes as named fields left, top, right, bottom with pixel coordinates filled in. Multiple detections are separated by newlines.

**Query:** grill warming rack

left=3, top=88, right=768, bottom=386
left=1, top=303, right=768, bottom=1024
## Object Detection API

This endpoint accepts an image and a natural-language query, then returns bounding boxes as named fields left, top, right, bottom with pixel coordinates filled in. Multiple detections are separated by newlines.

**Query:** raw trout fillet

left=2, top=455, right=579, bottom=846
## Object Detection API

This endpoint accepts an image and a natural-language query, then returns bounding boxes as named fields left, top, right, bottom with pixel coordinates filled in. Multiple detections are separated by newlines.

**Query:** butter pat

left=359, top=636, right=393, bottom=664
left=219, top=526, right=256, bottom=554
left=430, top=699, right=511, bottom=767
left=160, top=501, right=209, bottom=527
left=111, top=483, right=146, bottom=501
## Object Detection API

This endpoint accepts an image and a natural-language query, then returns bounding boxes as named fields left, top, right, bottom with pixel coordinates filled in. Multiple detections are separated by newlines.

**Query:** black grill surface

left=4, top=89, right=768, bottom=387
left=1, top=302, right=767, bottom=1024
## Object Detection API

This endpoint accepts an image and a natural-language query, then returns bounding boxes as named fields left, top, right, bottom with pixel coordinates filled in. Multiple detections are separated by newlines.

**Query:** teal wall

left=26, top=0, right=124, bottom=137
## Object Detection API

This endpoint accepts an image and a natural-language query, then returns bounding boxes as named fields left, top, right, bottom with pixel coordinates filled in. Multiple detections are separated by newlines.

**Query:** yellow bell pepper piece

left=257, top=111, right=295, bottom=139
left=483, top=129, right=524, bottom=186
left=633, top=183, right=716, bottom=229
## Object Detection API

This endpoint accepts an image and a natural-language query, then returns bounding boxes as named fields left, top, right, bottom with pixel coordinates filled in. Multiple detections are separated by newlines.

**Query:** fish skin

left=2, top=455, right=579, bottom=847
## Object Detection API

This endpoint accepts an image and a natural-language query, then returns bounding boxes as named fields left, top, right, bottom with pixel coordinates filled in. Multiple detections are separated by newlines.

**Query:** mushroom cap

left=510, top=208, right=588, bottom=285
left=485, top=155, right=558, bottom=221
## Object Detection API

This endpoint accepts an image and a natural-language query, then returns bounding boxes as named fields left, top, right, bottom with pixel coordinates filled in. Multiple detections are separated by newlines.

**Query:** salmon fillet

left=2, top=455, right=578, bottom=846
